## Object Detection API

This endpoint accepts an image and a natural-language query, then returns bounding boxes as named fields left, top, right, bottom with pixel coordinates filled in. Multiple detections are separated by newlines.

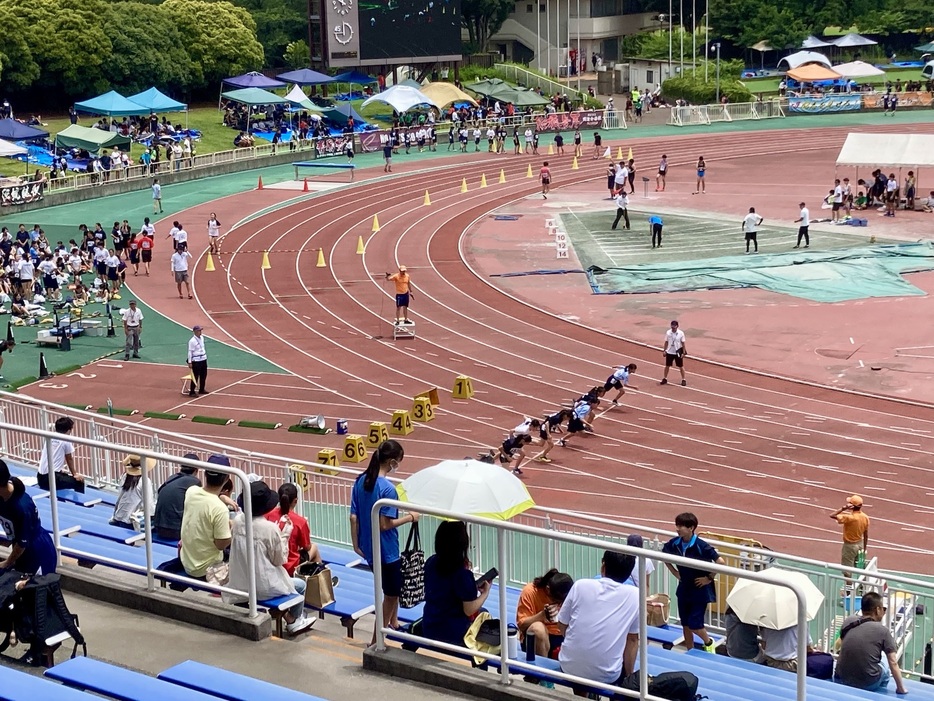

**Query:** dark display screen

left=358, top=0, right=461, bottom=60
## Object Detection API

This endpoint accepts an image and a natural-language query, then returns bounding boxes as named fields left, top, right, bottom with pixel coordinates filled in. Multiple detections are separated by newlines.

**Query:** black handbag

left=399, top=522, right=425, bottom=608
left=476, top=618, right=501, bottom=646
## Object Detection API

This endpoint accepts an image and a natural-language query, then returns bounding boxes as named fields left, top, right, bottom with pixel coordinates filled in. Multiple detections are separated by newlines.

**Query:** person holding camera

left=660, top=320, right=687, bottom=386
left=830, top=494, right=869, bottom=587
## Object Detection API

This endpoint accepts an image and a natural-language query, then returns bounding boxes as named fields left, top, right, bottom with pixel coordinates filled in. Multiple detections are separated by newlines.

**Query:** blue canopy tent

left=277, top=69, right=334, bottom=86
left=0, top=119, right=48, bottom=173
left=331, top=70, right=377, bottom=101
left=126, top=87, right=187, bottom=113
left=74, top=90, right=151, bottom=117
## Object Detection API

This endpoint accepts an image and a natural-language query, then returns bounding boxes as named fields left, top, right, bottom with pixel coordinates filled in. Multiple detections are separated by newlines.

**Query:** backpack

left=0, top=573, right=86, bottom=667
left=621, top=671, right=701, bottom=701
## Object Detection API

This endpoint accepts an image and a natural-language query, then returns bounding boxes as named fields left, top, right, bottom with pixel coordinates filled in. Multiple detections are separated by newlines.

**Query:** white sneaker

left=286, top=614, right=315, bottom=635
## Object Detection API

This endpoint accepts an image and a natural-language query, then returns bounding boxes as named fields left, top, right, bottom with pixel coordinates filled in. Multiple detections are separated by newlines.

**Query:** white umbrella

left=726, top=569, right=824, bottom=630
left=397, top=459, right=535, bottom=520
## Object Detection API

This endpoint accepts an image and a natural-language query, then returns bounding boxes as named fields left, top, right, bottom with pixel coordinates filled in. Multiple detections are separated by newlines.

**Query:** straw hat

left=122, top=454, right=157, bottom=476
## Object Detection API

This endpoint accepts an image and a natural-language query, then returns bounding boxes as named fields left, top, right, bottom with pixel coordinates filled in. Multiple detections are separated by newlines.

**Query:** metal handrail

left=370, top=498, right=810, bottom=701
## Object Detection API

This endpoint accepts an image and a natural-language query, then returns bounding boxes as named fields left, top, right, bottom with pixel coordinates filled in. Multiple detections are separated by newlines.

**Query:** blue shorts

left=395, top=293, right=410, bottom=308
left=677, top=595, right=709, bottom=630
left=697, top=170, right=705, bottom=178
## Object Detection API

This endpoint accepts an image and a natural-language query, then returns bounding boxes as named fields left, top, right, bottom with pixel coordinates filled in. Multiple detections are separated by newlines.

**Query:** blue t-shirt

left=662, top=534, right=719, bottom=603
left=350, top=474, right=400, bottom=566
left=0, top=478, right=57, bottom=575
left=648, top=215, right=664, bottom=226
left=422, top=554, right=480, bottom=646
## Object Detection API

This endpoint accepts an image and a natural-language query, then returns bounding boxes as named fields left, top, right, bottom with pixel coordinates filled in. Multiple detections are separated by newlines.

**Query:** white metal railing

left=3, top=391, right=931, bottom=677
left=1, top=417, right=259, bottom=617
left=669, top=99, right=785, bottom=127
left=40, top=140, right=316, bottom=195
left=494, top=63, right=578, bottom=97
left=371, top=499, right=811, bottom=701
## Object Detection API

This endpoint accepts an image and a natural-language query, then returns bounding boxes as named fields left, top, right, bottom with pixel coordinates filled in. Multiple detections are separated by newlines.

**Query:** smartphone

left=476, top=567, right=498, bottom=586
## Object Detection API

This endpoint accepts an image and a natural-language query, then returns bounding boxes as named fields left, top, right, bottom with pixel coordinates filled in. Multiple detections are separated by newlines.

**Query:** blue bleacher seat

left=158, top=660, right=327, bottom=701
left=35, top=501, right=144, bottom=545
left=55, top=489, right=103, bottom=507
left=317, top=543, right=362, bottom=567
left=308, top=563, right=375, bottom=638
left=46, top=657, right=221, bottom=701
left=646, top=623, right=724, bottom=650
left=0, top=663, right=99, bottom=701
left=61, top=534, right=178, bottom=574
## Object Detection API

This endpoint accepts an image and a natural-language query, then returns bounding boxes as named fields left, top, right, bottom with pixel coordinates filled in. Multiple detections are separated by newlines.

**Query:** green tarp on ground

left=54, top=125, right=131, bottom=154
left=586, top=242, right=934, bottom=302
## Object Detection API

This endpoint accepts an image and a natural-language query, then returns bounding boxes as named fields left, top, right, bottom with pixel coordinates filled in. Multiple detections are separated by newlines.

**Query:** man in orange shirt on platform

left=830, top=494, right=869, bottom=586
left=385, top=264, right=413, bottom=325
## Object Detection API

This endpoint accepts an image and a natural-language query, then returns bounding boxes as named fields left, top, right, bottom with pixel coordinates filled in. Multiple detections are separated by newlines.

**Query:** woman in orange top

left=516, top=568, right=574, bottom=658
left=385, top=264, right=413, bottom=324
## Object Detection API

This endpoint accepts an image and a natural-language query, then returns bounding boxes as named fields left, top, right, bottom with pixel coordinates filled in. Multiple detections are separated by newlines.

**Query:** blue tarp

left=586, top=243, right=934, bottom=302
left=125, top=87, right=187, bottom=113
left=0, top=118, right=48, bottom=140
left=332, top=70, right=377, bottom=85
left=277, top=69, right=334, bottom=86
left=74, top=91, right=151, bottom=117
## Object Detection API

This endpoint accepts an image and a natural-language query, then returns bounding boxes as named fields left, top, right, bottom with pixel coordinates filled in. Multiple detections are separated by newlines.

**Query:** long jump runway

left=28, top=124, right=934, bottom=572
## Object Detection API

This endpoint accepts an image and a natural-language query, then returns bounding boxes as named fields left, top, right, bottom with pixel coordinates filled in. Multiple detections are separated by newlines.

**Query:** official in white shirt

left=660, top=319, right=687, bottom=387
left=122, top=299, right=143, bottom=360
left=170, top=246, right=193, bottom=299
left=793, top=202, right=810, bottom=249
left=187, top=325, right=208, bottom=396
left=742, top=206, right=764, bottom=254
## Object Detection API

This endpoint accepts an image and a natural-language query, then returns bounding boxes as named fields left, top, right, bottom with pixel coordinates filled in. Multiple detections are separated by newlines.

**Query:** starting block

left=412, top=396, right=434, bottom=422
left=181, top=374, right=195, bottom=395
left=367, top=421, right=389, bottom=447
left=389, top=409, right=413, bottom=435
left=342, top=435, right=367, bottom=463
left=452, top=375, right=474, bottom=399
left=393, top=319, right=416, bottom=340
left=316, top=449, right=339, bottom=474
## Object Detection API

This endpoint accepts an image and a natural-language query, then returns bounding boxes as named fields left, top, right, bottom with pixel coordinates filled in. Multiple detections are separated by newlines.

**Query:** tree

left=163, top=0, right=265, bottom=87
left=461, top=0, right=514, bottom=53
left=233, top=0, right=307, bottom=68
left=0, top=8, right=41, bottom=90
left=283, top=41, right=310, bottom=69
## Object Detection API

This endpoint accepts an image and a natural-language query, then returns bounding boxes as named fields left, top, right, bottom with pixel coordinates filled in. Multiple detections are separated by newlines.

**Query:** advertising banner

left=787, top=95, right=862, bottom=113
left=862, top=91, right=933, bottom=109
left=533, top=110, right=604, bottom=133
left=0, top=182, right=44, bottom=207
left=314, top=135, right=352, bottom=159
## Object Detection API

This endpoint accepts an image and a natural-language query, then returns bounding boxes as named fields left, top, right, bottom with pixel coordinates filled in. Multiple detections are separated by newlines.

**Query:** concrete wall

left=2, top=147, right=311, bottom=215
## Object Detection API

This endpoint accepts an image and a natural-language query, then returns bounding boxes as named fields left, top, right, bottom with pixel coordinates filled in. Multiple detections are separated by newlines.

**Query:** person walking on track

left=660, top=320, right=687, bottom=386
left=187, top=325, right=208, bottom=396
left=122, top=299, right=143, bottom=361
left=152, top=179, right=163, bottom=214
left=540, top=161, right=552, bottom=199
left=742, top=207, right=763, bottom=254
left=208, top=213, right=222, bottom=255
left=386, top=264, right=413, bottom=324
left=611, top=190, right=630, bottom=230
left=793, top=202, right=810, bottom=249
left=170, top=244, right=193, bottom=299
left=656, top=155, right=668, bottom=191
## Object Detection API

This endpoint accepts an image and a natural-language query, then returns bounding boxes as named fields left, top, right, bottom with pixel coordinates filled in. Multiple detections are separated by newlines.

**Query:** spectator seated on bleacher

left=760, top=624, right=812, bottom=672
left=723, top=606, right=761, bottom=662
left=37, top=417, right=85, bottom=494
left=422, top=520, right=491, bottom=647
left=152, top=453, right=200, bottom=542
left=266, top=483, right=323, bottom=576
left=178, top=457, right=232, bottom=582
left=223, top=480, right=314, bottom=636
left=109, top=454, right=156, bottom=531
left=0, top=459, right=57, bottom=576
left=516, top=568, right=573, bottom=659
left=834, top=591, right=908, bottom=694
left=556, top=551, right=641, bottom=692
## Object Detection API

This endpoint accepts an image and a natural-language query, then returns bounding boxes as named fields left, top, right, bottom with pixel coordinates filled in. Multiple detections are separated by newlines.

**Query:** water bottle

left=507, top=625, right=518, bottom=659
left=526, top=631, right=536, bottom=662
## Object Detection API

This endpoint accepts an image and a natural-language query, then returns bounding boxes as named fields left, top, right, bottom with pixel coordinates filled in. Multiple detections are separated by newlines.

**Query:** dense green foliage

left=0, top=0, right=263, bottom=102
left=662, top=61, right=753, bottom=103
left=462, top=0, right=515, bottom=52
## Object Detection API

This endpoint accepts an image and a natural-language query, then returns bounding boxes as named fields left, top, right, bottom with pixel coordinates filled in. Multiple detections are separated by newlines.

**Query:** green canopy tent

left=55, top=125, right=131, bottom=155
left=464, top=78, right=510, bottom=98
left=500, top=87, right=551, bottom=107
left=221, top=88, right=289, bottom=135
left=915, top=41, right=934, bottom=53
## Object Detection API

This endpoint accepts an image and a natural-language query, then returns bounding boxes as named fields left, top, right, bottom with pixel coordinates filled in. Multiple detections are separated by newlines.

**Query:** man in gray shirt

left=834, top=591, right=908, bottom=694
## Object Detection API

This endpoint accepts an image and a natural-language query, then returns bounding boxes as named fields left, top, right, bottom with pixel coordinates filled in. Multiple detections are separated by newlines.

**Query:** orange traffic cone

left=257, top=176, right=264, bottom=190
left=303, top=177, right=309, bottom=192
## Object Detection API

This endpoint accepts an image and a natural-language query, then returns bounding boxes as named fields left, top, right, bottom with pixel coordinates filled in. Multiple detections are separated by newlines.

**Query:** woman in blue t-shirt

left=349, top=439, right=418, bottom=639
left=0, top=460, right=57, bottom=575
left=423, top=520, right=490, bottom=647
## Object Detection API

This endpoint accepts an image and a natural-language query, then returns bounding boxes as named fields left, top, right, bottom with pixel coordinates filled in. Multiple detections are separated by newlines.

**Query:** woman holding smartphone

left=422, top=520, right=491, bottom=647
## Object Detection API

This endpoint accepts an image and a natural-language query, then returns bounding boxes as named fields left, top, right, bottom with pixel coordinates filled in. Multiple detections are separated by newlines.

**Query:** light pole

left=711, top=42, right=721, bottom=102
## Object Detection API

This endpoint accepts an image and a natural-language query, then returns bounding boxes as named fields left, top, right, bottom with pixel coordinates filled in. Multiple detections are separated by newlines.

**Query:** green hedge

left=662, top=76, right=753, bottom=104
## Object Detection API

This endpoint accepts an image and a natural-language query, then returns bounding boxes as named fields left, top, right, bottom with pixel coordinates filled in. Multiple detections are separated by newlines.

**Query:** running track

left=48, top=125, right=934, bottom=572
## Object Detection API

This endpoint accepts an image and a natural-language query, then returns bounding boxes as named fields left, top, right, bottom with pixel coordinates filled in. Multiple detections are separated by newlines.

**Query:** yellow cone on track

left=526, top=164, right=533, bottom=178
left=572, top=157, right=579, bottom=170
left=616, top=146, right=623, bottom=160
left=627, top=146, right=633, bottom=161
left=461, top=178, right=468, bottom=193
left=498, top=169, right=506, bottom=184
left=480, top=173, right=488, bottom=188
left=205, top=253, right=215, bottom=272
left=356, top=236, right=365, bottom=255
left=261, top=251, right=271, bottom=270
left=424, top=190, right=432, bottom=206
left=316, top=248, right=326, bottom=267
left=372, top=214, right=381, bottom=232
left=547, top=144, right=554, bottom=155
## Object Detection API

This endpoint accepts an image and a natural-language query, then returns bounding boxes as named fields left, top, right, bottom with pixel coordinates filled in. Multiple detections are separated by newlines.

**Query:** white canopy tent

left=361, top=85, right=438, bottom=113
left=833, top=60, right=885, bottom=79
left=833, top=32, right=878, bottom=48
left=778, top=51, right=832, bottom=70
left=284, top=85, right=320, bottom=113
left=801, top=35, right=834, bottom=49
left=836, top=133, right=934, bottom=167
left=0, top=140, right=27, bottom=158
